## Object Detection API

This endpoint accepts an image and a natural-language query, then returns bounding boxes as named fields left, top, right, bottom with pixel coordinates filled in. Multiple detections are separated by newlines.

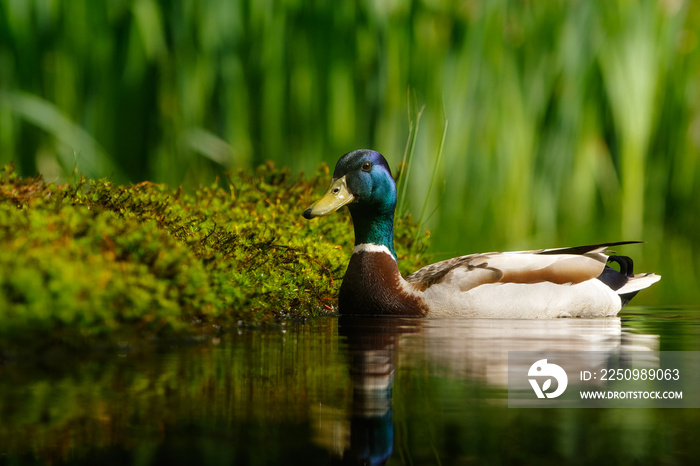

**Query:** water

left=1, top=308, right=699, bottom=465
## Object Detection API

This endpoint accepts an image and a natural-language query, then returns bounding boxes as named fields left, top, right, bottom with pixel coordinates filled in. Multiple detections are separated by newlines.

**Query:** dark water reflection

left=1, top=308, right=699, bottom=465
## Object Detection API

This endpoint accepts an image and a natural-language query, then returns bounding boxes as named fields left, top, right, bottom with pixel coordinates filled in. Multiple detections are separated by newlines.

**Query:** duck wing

left=405, top=241, right=642, bottom=293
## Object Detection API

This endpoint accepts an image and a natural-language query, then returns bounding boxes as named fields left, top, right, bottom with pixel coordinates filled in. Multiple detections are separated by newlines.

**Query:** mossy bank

left=0, top=164, right=428, bottom=352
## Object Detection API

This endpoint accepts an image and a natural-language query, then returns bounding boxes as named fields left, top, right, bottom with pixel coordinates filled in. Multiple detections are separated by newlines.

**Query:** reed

left=1, top=0, right=698, bottom=303
left=415, top=107, right=448, bottom=242
left=396, top=89, right=424, bottom=219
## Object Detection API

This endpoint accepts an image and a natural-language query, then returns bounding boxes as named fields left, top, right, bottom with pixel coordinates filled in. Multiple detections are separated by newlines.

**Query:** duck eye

left=361, top=161, right=372, bottom=172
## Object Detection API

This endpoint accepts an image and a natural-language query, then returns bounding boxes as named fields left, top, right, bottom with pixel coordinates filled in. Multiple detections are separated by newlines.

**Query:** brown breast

left=339, top=250, right=428, bottom=316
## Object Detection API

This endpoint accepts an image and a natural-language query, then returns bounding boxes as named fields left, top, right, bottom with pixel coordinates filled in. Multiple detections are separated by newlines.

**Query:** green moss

left=0, top=164, right=428, bottom=350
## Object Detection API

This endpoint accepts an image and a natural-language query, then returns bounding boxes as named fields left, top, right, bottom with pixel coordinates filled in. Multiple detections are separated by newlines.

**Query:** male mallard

left=303, top=150, right=660, bottom=318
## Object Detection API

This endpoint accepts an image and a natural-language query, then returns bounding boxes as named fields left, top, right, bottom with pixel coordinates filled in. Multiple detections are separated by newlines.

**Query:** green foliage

left=0, top=164, right=429, bottom=349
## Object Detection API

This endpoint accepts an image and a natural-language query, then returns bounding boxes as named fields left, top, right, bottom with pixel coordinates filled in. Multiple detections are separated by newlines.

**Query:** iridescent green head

left=303, top=150, right=397, bottom=258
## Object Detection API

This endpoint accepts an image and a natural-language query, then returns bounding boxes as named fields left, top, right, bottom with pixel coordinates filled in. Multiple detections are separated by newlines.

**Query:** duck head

left=303, top=150, right=397, bottom=258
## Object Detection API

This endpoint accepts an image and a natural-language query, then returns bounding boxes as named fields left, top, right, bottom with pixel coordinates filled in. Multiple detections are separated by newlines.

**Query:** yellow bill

left=303, top=175, right=354, bottom=219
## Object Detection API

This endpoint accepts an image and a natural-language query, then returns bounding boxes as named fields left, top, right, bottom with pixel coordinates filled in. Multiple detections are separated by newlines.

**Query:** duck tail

left=596, top=255, right=661, bottom=307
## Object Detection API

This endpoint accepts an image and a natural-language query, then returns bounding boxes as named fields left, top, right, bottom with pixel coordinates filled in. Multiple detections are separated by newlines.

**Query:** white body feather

left=422, top=279, right=621, bottom=318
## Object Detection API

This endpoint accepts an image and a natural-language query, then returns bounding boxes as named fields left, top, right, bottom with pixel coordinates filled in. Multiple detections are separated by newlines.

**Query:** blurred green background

left=1, top=0, right=698, bottom=304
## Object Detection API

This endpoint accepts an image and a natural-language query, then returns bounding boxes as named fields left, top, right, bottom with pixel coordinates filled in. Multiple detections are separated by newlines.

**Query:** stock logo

left=528, top=359, right=568, bottom=399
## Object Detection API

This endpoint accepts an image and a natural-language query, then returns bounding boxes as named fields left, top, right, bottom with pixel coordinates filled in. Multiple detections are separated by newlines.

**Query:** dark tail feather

left=597, top=255, right=638, bottom=308
left=538, top=241, right=644, bottom=256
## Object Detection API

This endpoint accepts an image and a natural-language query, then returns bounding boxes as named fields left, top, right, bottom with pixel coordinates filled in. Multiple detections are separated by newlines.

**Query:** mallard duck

left=303, top=150, right=660, bottom=318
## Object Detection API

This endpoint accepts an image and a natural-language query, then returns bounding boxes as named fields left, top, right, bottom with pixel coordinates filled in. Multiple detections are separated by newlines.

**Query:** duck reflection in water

left=335, top=316, right=422, bottom=466
left=321, top=313, right=659, bottom=465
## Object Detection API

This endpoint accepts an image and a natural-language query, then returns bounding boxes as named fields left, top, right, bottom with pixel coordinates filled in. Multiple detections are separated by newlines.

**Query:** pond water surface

left=1, top=308, right=699, bottom=465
